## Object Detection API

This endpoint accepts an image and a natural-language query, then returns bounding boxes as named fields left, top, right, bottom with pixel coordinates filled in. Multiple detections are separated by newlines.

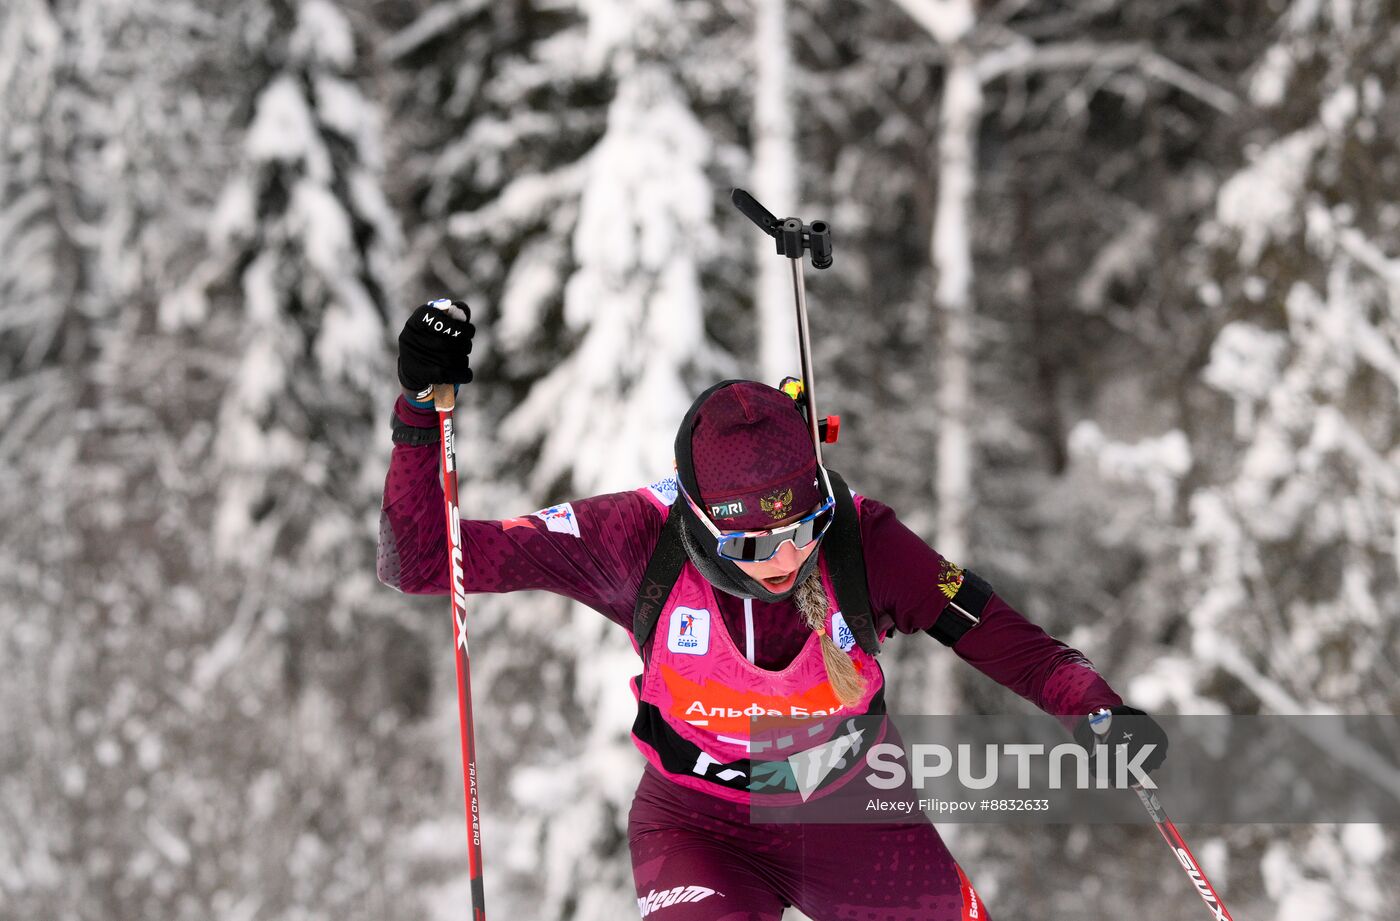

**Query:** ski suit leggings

left=628, top=765, right=988, bottom=921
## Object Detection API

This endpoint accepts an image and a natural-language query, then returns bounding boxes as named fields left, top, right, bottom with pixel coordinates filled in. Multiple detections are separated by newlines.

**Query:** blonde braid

left=794, top=573, right=866, bottom=707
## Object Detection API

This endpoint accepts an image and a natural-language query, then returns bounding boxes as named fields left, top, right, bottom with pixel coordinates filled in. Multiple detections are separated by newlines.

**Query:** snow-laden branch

left=887, top=0, right=975, bottom=46
left=1333, top=221, right=1400, bottom=293
left=977, top=39, right=1240, bottom=114
left=1207, top=640, right=1400, bottom=809
left=188, top=587, right=262, bottom=696
left=446, top=160, right=588, bottom=243
left=1304, top=206, right=1400, bottom=398
left=888, top=4, right=1240, bottom=117
left=983, top=0, right=1036, bottom=28
left=1311, top=408, right=1400, bottom=500
left=380, top=0, right=491, bottom=62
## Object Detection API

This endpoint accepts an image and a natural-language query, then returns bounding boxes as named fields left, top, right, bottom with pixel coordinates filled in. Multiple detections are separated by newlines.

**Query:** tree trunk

left=932, top=44, right=982, bottom=564
left=752, top=0, right=800, bottom=384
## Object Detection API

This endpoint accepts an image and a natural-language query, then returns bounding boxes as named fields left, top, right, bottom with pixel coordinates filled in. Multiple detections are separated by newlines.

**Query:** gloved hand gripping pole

left=731, top=188, right=833, bottom=464
left=1089, top=709, right=1234, bottom=921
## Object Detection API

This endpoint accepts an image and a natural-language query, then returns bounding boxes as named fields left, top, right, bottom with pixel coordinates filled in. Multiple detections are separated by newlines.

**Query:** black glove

left=1073, top=705, right=1168, bottom=782
left=397, top=299, right=475, bottom=396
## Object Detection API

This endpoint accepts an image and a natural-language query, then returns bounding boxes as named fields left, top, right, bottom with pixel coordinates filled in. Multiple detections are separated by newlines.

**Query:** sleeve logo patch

left=533, top=503, right=581, bottom=538
left=646, top=476, right=680, bottom=507
left=830, top=611, right=857, bottom=653
left=936, top=559, right=966, bottom=600
left=666, top=606, right=710, bottom=656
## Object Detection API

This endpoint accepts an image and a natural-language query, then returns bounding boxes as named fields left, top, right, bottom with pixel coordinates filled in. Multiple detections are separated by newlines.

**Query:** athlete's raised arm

left=375, top=300, right=663, bottom=625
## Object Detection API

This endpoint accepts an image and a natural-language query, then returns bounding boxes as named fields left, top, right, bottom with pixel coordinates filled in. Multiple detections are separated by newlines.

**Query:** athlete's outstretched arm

left=857, top=495, right=1123, bottom=723
left=377, top=395, right=663, bottom=628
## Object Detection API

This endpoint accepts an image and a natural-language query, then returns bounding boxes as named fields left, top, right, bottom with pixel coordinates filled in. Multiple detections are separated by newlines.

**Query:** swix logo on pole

left=1174, top=847, right=1228, bottom=921
left=449, top=506, right=469, bottom=654
left=455, top=607, right=470, bottom=655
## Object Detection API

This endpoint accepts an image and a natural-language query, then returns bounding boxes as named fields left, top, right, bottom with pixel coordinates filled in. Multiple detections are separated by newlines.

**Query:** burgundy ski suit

left=378, top=396, right=1123, bottom=920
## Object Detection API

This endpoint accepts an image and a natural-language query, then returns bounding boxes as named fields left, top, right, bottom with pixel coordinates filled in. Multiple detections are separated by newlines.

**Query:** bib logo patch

left=646, top=476, right=680, bottom=507
left=831, top=611, right=856, bottom=653
left=533, top=503, right=581, bottom=538
left=667, top=606, right=710, bottom=656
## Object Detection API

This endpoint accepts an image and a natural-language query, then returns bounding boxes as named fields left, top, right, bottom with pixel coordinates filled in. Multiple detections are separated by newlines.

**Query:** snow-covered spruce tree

left=881, top=0, right=1245, bottom=564
left=376, top=4, right=616, bottom=918
left=506, top=7, right=736, bottom=915
left=779, top=1, right=1287, bottom=913
left=377, top=1, right=742, bottom=917
left=147, top=2, right=432, bottom=919
left=0, top=3, right=89, bottom=914
left=0, top=3, right=263, bottom=917
left=0, top=0, right=71, bottom=386
left=377, top=0, right=608, bottom=353
left=1185, top=0, right=1397, bottom=911
left=499, top=10, right=731, bottom=496
left=783, top=0, right=1251, bottom=709
left=1069, top=1, right=1399, bottom=915
left=167, top=0, right=400, bottom=571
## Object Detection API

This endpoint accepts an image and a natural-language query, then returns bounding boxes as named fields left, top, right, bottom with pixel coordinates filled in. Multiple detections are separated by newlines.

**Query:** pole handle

left=426, top=299, right=464, bottom=413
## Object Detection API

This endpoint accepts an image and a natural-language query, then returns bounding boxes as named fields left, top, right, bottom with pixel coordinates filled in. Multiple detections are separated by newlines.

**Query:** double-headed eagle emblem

left=936, top=559, right=966, bottom=600
left=759, top=488, right=795, bottom=520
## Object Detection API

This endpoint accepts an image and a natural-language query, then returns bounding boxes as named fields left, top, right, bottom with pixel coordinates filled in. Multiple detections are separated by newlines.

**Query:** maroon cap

left=688, top=381, right=823, bottom=530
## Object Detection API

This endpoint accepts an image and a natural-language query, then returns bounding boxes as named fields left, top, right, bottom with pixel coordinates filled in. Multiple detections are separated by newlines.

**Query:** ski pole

left=1133, top=784, right=1235, bottom=921
left=731, top=188, right=833, bottom=463
left=1090, top=709, right=1234, bottom=921
left=435, top=374, right=487, bottom=921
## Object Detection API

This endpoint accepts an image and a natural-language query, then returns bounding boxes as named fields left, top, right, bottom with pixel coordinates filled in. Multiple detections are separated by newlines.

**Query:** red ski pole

left=1132, top=785, right=1235, bottom=921
left=1090, top=709, right=1233, bottom=920
left=435, top=379, right=487, bottom=920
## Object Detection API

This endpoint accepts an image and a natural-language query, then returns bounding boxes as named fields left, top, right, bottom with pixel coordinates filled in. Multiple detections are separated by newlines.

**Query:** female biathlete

left=378, top=301, right=1168, bottom=920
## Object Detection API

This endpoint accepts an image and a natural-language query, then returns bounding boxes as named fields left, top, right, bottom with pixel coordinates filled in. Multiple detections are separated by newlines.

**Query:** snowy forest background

left=2, top=0, right=1397, bottom=918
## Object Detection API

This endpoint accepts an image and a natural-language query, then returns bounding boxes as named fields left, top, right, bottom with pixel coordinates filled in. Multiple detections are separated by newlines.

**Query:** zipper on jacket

left=744, top=597, right=755, bottom=663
